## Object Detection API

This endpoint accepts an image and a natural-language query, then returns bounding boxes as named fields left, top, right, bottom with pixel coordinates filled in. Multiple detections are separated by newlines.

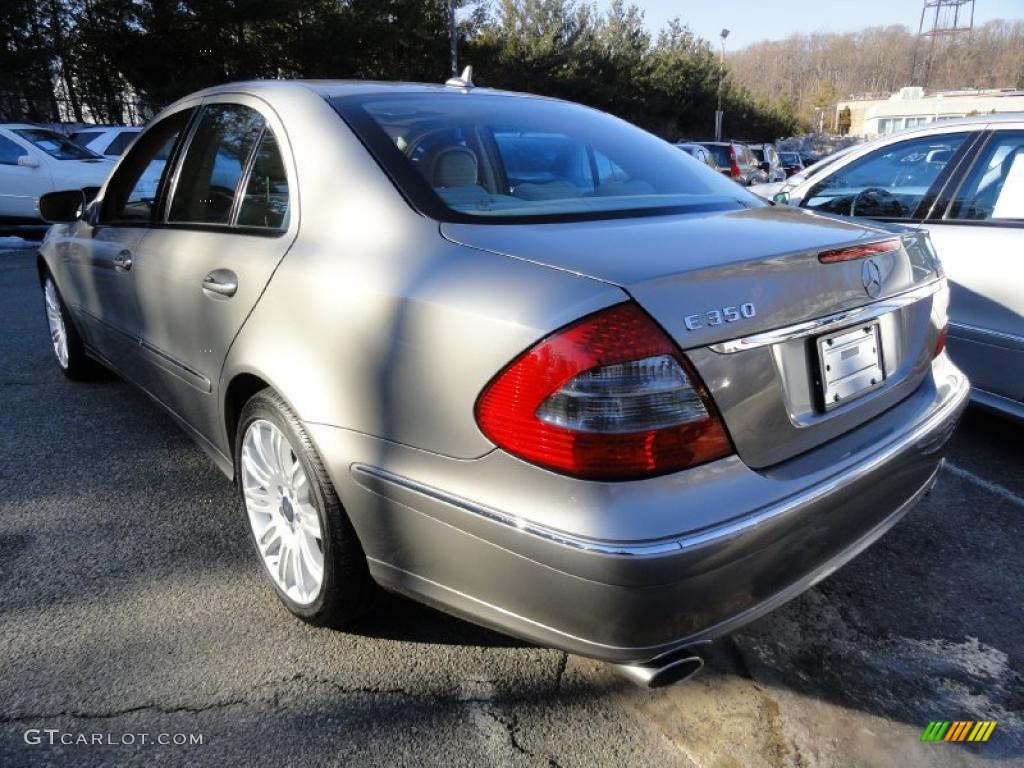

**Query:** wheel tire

left=235, top=389, right=377, bottom=626
left=42, top=273, right=96, bottom=380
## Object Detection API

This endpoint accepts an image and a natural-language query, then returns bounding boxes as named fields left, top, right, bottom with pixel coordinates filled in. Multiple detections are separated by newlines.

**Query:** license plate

left=817, top=323, right=884, bottom=410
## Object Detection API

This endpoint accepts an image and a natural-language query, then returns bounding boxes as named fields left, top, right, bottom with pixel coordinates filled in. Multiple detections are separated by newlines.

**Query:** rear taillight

left=931, top=279, right=950, bottom=358
left=818, top=238, right=901, bottom=263
left=475, top=303, right=733, bottom=480
left=934, top=323, right=949, bottom=358
left=729, top=147, right=741, bottom=178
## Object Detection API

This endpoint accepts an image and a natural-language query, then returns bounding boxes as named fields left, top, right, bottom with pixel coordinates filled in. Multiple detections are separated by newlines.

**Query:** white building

left=836, top=87, right=1024, bottom=138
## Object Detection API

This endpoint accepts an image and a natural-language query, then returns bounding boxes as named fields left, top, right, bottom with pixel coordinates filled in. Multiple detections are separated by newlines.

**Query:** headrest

left=432, top=147, right=478, bottom=188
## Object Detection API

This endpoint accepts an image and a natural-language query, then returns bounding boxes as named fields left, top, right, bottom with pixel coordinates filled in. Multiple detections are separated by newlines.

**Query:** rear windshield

left=13, top=129, right=99, bottom=160
left=331, top=93, right=759, bottom=223
left=701, top=144, right=731, bottom=167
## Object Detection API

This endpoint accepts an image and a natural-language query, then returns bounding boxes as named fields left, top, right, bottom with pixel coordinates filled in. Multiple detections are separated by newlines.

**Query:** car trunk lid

left=443, top=205, right=945, bottom=468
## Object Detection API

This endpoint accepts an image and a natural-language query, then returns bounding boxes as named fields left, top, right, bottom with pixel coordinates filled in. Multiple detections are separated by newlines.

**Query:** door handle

left=202, top=269, right=238, bottom=298
left=113, top=249, right=132, bottom=271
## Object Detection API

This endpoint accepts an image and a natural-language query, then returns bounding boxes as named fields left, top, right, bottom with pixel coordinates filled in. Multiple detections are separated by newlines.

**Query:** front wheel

left=42, top=275, right=95, bottom=380
left=235, top=389, right=376, bottom=626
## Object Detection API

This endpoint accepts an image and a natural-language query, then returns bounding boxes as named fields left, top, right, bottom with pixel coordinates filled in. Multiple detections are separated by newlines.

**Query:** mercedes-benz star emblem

left=861, top=259, right=882, bottom=299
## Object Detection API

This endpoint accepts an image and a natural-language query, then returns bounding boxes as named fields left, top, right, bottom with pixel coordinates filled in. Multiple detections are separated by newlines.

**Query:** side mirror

left=772, top=191, right=790, bottom=204
left=38, top=189, right=86, bottom=223
left=18, top=155, right=40, bottom=169
left=82, top=186, right=101, bottom=203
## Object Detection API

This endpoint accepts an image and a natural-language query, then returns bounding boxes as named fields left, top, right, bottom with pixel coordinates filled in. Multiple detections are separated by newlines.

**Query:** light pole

left=449, top=0, right=458, bottom=76
left=715, top=29, right=729, bottom=141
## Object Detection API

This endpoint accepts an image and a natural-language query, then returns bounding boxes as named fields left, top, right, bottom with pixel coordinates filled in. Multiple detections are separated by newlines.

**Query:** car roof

left=184, top=79, right=550, bottom=104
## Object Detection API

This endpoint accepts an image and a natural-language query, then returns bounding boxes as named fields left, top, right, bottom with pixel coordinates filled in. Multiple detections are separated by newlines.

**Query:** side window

left=802, top=132, right=968, bottom=219
left=70, top=131, right=102, bottom=148
left=104, top=132, right=137, bottom=156
left=101, top=110, right=193, bottom=224
left=169, top=105, right=264, bottom=225
left=236, top=129, right=290, bottom=229
left=0, top=135, right=23, bottom=165
left=948, top=131, right=1024, bottom=222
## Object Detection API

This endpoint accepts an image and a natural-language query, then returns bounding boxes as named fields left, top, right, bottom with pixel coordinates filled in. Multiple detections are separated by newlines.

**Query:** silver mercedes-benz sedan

left=36, top=78, right=968, bottom=687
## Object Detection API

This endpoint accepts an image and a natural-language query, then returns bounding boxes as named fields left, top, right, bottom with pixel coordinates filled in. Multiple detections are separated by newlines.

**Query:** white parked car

left=0, top=124, right=114, bottom=223
left=69, top=126, right=141, bottom=157
left=771, top=116, right=1024, bottom=419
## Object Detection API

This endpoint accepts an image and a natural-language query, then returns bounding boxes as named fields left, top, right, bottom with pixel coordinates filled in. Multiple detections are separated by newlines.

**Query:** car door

left=125, top=96, right=297, bottom=450
left=921, top=125, right=1024, bottom=406
left=0, top=130, right=53, bottom=220
left=59, top=107, right=196, bottom=375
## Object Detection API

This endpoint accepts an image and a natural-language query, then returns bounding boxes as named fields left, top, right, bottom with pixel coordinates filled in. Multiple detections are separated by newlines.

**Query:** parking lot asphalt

left=1, top=243, right=1021, bottom=767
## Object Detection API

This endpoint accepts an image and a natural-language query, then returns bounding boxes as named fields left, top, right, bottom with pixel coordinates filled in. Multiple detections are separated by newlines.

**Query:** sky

left=593, top=0, right=1024, bottom=50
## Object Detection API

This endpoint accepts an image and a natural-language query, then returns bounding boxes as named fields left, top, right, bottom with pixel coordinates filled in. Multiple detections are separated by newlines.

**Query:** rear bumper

left=313, top=354, right=969, bottom=664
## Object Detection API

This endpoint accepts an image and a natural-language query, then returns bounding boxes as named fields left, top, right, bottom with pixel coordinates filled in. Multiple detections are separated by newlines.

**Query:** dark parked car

left=778, top=151, right=805, bottom=177
left=697, top=141, right=768, bottom=186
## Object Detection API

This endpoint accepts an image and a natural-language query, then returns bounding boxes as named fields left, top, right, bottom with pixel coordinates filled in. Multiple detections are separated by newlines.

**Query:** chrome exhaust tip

left=613, top=651, right=704, bottom=689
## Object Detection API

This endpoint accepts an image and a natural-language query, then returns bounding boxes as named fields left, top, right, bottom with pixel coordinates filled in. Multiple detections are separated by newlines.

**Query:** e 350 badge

left=684, top=302, right=757, bottom=331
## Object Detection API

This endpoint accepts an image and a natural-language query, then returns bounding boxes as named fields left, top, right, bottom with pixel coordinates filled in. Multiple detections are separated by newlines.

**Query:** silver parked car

left=773, top=116, right=1024, bottom=419
left=37, top=79, right=967, bottom=687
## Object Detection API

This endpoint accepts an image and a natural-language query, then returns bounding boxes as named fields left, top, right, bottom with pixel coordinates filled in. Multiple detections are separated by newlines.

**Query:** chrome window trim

left=709, top=279, right=945, bottom=354
left=228, top=124, right=266, bottom=227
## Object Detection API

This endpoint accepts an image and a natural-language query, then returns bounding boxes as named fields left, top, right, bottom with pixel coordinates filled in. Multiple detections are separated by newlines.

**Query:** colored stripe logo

left=921, top=721, right=997, bottom=742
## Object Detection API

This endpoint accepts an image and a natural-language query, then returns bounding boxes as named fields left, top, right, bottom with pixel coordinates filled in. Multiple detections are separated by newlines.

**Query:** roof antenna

left=445, top=65, right=474, bottom=89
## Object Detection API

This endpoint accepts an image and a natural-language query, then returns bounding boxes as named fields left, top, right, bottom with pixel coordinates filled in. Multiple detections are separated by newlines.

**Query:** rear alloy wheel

left=236, top=390, right=376, bottom=625
left=242, top=418, right=325, bottom=605
left=42, top=275, right=95, bottom=379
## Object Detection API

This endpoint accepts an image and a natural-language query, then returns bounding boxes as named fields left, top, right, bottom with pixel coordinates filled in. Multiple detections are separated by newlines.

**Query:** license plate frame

left=817, top=322, right=885, bottom=411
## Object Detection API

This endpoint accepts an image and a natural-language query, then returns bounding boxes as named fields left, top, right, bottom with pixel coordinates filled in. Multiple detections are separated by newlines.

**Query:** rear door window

left=947, top=131, right=1024, bottom=222
left=168, top=104, right=265, bottom=225
left=236, top=129, right=290, bottom=229
left=802, top=133, right=969, bottom=219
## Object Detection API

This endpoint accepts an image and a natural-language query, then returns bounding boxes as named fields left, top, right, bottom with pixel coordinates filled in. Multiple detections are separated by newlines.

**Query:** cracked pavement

left=1, top=244, right=1021, bottom=767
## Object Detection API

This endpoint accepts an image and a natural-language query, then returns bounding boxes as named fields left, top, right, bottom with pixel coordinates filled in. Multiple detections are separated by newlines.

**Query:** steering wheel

left=850, top=187, right=906, bottom=218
